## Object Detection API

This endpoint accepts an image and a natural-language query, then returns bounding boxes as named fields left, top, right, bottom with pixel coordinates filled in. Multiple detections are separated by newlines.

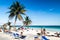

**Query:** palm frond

left=20, top=9, right=26, bottom=14
left=9, top=13, right=15, bottom=19
left=7, top=22, right=11, bottom=25
left=16, top=1, right=20, bottom=7
left=28, top=20, right=32, bottom=24
left=17, top=14, right=23, bottom=20
left=8, top=1, right=26, bottom=23
left=23, top=16, right=32, bottom=26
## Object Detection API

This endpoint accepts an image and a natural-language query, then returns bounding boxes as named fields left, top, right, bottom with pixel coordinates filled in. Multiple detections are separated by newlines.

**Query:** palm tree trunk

left=14, top=21, right=16, bottom=27
left=22, top=20, right=25, bottom=27
left=13, top=21, right=16, bottom=31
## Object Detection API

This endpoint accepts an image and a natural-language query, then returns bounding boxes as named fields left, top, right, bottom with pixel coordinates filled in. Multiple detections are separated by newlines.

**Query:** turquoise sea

left=15, top=25, right=60, bottom=32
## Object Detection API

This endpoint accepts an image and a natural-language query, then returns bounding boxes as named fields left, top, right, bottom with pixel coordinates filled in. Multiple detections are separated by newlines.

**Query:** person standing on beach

left=40, top=28, right=46, bottom=40
left=41, top=28, right=46, bottom=36
left=20, top=26, right=24, bottom=32
left=43, top=28, right=46, bottom=36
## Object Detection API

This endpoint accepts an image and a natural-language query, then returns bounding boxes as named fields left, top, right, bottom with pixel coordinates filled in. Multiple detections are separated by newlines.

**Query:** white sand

left=0, top=29, right=60, bottom=40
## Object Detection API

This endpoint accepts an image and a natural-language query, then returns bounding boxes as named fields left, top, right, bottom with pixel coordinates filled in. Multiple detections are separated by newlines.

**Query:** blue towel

left=34, top=36, right=38, bottom=38
left=13, top=33, right=19, bottom=39
left=13, top=33, right=16, bottom=36
left=16, top=33, right=19, bottom=37
left=20, top=36, right=26, bottom=39
left=42, top=36, right=49, bottom=40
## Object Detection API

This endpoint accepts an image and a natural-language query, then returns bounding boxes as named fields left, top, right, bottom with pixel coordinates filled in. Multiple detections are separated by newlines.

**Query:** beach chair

left=13, top=33, right=19, bottom=39
left=42, top=36, right=49, bottom=40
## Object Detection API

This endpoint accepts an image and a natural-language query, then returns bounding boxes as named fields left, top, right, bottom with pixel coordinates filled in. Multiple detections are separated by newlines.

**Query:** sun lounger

left=13, top=33, right=19, bottom=39
left=46, top=32, right=55, bottom=37
left=13, top=33, right=26, bottom=40
left=42, top=36, right=49, bottom=40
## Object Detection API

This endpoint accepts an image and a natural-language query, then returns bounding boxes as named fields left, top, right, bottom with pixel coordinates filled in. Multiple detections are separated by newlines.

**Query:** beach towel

left=13, top=33, right=19, bottom=39
left=20, top=36, right=26, bottom=39
left=34, top=36, right=38, bottom=38
left=42, top=36, right=49, bottom=40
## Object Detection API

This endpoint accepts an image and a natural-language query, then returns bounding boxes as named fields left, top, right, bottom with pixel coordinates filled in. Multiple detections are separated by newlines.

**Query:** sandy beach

left=0, top=28, right=60, bottom=40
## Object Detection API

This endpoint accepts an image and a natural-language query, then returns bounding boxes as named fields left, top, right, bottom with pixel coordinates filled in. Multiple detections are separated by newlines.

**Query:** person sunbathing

left=20, top=32, right=26, bottom=39
left=55, top=32, right=60, bottom=37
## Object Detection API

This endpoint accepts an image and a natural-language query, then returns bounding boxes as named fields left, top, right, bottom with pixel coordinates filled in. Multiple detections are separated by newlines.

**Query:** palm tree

left=8, top=1, right=26, bottom=26
left=23, top=16, right=32, bottom=28
left=7, top=22, right=11, bottom=30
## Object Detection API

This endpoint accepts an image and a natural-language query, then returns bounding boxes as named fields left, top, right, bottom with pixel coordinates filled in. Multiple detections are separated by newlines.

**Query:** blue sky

left=0, top=0, right=60, bottom=25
